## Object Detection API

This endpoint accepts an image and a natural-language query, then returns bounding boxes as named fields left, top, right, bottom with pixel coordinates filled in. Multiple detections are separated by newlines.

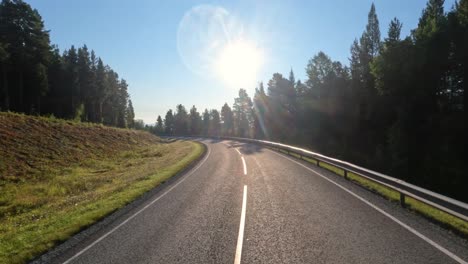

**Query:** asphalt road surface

left=38, top=139, right=468, bottom=264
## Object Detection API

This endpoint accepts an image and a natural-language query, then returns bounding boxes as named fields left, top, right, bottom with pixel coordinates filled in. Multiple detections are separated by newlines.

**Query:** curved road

left=38, top=139, right=468, bottom=264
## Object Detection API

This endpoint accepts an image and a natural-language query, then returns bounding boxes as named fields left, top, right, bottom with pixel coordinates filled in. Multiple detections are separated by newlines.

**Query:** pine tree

left=0, top=41, right=9, bottom=110
left=202, top=109, right=210, bottom=135
left=233, top=89, right=253, bottom=137
left=253, top=82, right=268, bottom=139
left=221, top=103, right=234, bottom=136
left=386, top=18, right=403, bottom=43
left=63, top=46, right=79, bottom=117
left=174, top=104, right=188, bottom=135
left=117, top=79, right=129, bottom=128
left=363, top=3, right=381, bottom=58
left=127, top=99, right=135, bottom=128
left=209, top=109, right=221, bottom=136
left=288, top=68, right=295, bottom=86
left=95, top=58, right=108, bottom=123
left=164, top=109, right=174, bottom=135
left=189, top=105, right=202, bottom=135
left=0, top=0, right=51, bottom=113
left=156, top=115, right=164, bottom=134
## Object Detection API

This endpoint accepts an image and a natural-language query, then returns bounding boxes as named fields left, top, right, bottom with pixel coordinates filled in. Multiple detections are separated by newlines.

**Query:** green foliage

left=209, top=109, right=221, bottom=136
left=221, top=103, right=234, bottom=136
left=174, top=104, right=189, bottom=135
left=164, top=109, right=174, bottom=135
left=127, top=100, right=135, bottom=128
left=0, top=113, right=203, bottom=263
left=74, top=103, right=85, bottom=122
left=159, top=1, right=467, bottom=203
left=155, top=115, right=164, bottom=134
left=0, top=0, right=134, bottom=128
left=233, top=89, right=253, bottom=137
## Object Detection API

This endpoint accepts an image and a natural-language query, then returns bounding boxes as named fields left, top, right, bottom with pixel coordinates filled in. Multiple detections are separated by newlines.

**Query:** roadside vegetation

left=275, top=147, right=468, bottom=237
left=0, top=112, right=204, bottom=264
left=154, top=0, right=468, bottom=204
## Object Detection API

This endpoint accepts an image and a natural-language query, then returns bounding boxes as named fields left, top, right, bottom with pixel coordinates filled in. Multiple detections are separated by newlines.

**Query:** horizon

left=28, top=0, right=457, bottom=124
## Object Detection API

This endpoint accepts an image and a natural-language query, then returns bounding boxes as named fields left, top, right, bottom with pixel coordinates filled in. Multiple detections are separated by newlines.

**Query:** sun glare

left=177, top=5, right=264, bottom=88
left=215, top=39, right=263, bottom=88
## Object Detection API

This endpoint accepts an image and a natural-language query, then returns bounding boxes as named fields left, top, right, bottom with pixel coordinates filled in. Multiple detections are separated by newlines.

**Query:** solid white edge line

left=62, top=146, right=212, bottom=264
left=267, top=149, right=467, bottom=264
left=234, top=185, right=248, bottom=264
left=241, top=156, right=247, bottom=175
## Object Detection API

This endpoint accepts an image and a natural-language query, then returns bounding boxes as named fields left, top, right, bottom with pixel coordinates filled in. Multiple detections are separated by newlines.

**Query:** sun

left=215, top=39, right=263, bottom=88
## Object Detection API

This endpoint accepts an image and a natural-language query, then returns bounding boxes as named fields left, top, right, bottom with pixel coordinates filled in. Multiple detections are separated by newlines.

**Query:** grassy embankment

left=0, top=112, right=204, bottom=264
left=276, top=148, right=468, bottom=237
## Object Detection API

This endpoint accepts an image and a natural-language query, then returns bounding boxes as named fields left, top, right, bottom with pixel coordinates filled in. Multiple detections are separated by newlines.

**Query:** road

left=37, top=139, right=468, bottom=264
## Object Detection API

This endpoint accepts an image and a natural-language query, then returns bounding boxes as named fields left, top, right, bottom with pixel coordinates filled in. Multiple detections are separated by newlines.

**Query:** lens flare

left=177, top=5, right=263, bottom=89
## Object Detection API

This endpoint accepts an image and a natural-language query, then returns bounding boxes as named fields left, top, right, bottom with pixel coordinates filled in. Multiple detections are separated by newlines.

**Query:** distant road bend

left=40, top=139, right=468, bottom=264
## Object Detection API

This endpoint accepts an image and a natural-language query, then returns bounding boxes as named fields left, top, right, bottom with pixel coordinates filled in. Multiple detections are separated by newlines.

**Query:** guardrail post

left=400, top=193, right=406, bottom=208
left=344, top=170, right=348, bottom=180
left=317, top=160, right=320, bottom=167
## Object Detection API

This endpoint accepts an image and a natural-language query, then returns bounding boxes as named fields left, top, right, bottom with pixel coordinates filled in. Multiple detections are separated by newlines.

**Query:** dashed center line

left=234, top=185, right=248, bottom=264
left=235, top=148, right=242, bottom=156
left=241, top=157, right=247, bottom=175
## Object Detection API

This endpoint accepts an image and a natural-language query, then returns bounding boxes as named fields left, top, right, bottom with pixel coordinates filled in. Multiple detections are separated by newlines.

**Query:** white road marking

left=241, top=157, right=247, bottom=175
left=268, top=149, right=468, bottom=264
left=234, top=185, right=248, bottom=264
left=235, top=148, right=242, bottom=156
left=62, top=146, right=212, bottom=264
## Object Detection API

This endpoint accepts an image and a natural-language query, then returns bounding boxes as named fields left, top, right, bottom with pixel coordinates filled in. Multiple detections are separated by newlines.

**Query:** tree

left=174, top=104, right=188, bottom=135
left=266, top=73, right=296, bottom=141
left=116, top=78, right=129, bottom=128
left=363, top=3, right=381, bottom=58
left=0, top=41, right=9, bottom=110
left=152, top=1, right=468, bottom=201
left=0, top=0, right=51, bottom=113
left=133, top=119, right=145, bottom=130
left=77, top=45, right=93, bottom=120
left=253, top=82, right=268, bottom=139
left=306, top=52, right=334, bottom=97
left=209, top=109, right=221, bottom=136
left=233, top=89, right=253, bottom=137
left=127, top=99, right=135, bottom=128
left=155, top=115, right=164, bottom=134
left=0, top=1, right=135, bottom=130
left=202, top=109, right=210, bottom=135
left=221, top=103, right=234, bottom=136
left=94, top=58, right=109, bottom=123
left=63, top=46, right=79, bottom=117
left=386, top=18, right=403, bottom=43
left=295, top=79, right=307, bottom=96
left=189, top=105, right=202, bottom=135
left=164, top=109, right=174, bottom=135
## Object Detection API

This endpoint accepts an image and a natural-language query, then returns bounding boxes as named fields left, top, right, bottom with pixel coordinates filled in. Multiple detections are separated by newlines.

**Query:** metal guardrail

left=215, top=136, right=468, bottom=222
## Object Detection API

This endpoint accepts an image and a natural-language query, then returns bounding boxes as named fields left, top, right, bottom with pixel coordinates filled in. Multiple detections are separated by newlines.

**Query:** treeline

left=153, top=0, right=468, bottom=201
left=0, top=0, right=135, bottom=127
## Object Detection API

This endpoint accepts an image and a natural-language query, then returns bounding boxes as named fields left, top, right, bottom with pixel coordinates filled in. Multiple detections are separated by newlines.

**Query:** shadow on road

left=222, top=141, right=264, bottom=155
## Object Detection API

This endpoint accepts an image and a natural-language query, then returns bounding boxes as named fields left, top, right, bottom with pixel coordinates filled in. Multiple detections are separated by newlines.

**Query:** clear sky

left=28, top=0, right=457, bottom=124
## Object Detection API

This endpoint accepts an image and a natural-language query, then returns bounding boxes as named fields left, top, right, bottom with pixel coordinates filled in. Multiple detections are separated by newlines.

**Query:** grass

left=0, top=112, right=205, bottom=263
left=277, top=148, right=468, bottom=237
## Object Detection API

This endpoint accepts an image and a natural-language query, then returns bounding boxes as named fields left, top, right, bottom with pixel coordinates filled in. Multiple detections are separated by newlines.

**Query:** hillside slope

left=0, top=112, right=204, bottom=263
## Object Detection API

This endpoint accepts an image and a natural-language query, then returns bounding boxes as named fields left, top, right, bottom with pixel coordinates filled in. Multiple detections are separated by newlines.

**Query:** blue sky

left=29, top=0, right=457, bottom=124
